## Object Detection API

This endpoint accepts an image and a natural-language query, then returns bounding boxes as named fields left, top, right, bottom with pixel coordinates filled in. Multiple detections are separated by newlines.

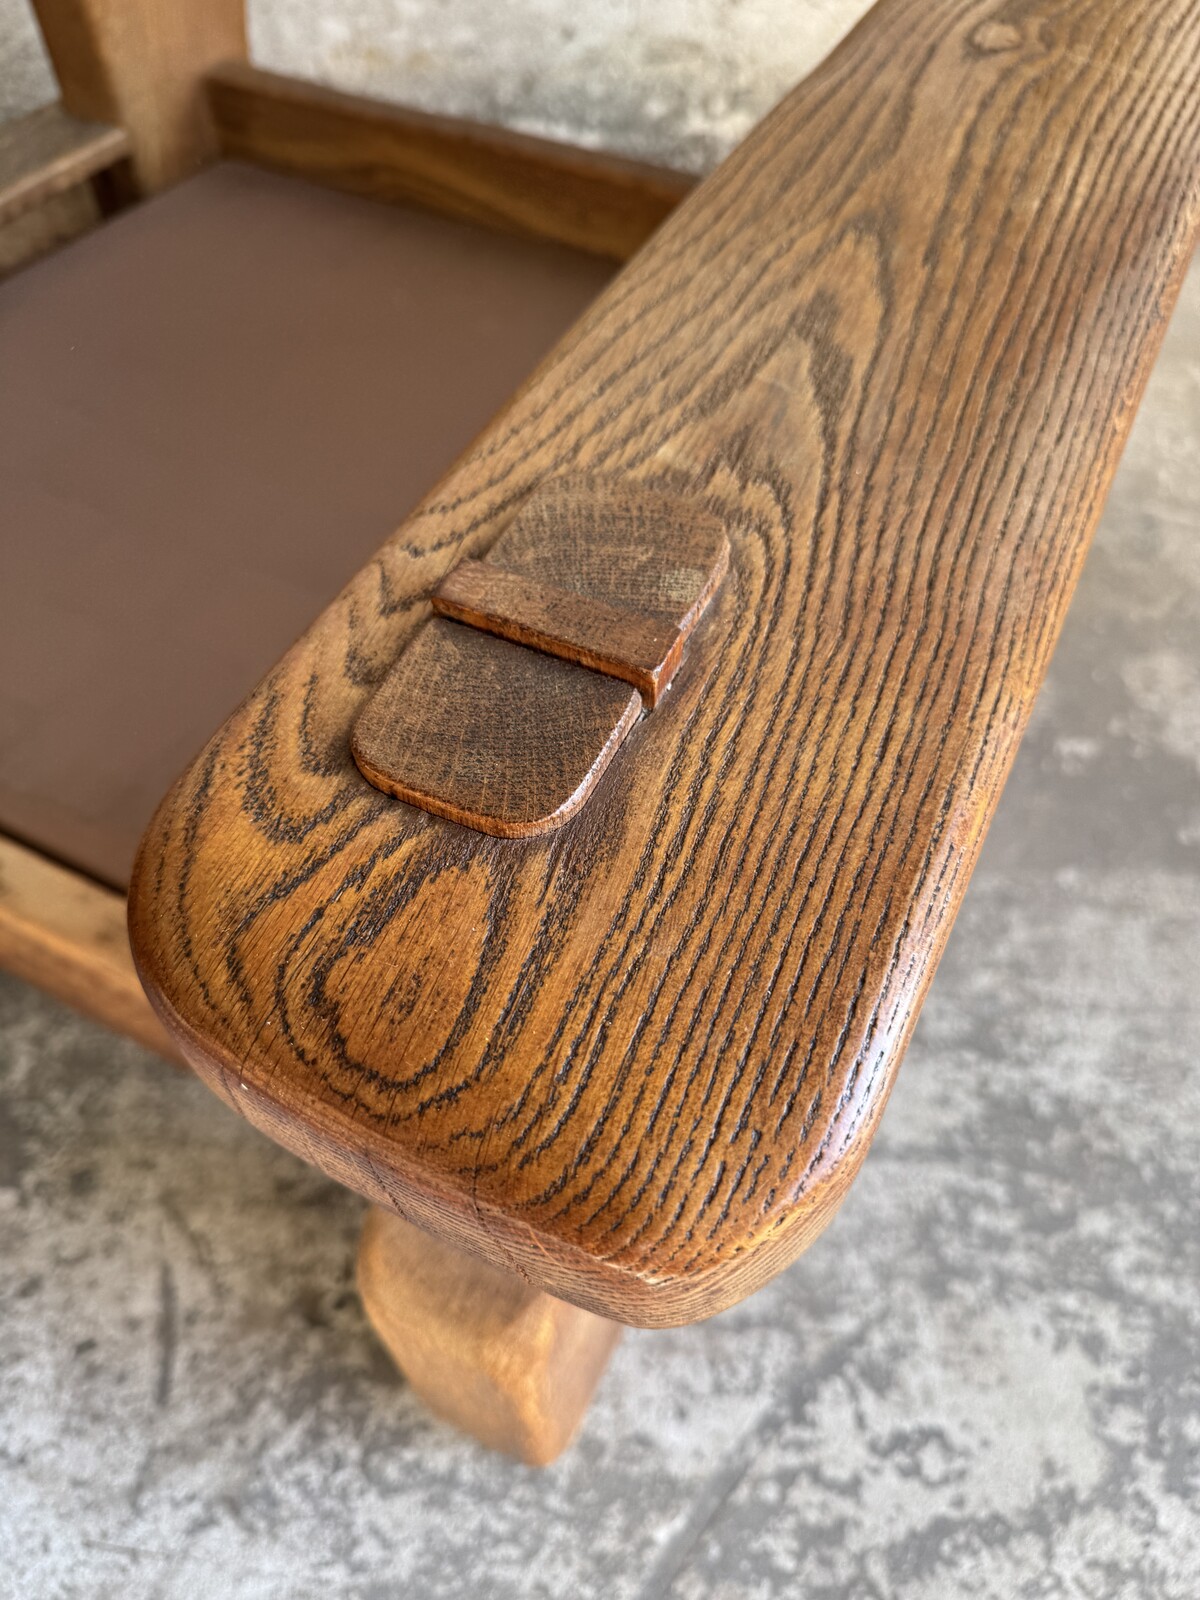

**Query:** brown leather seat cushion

left=0, top=162, right=613, bottom=888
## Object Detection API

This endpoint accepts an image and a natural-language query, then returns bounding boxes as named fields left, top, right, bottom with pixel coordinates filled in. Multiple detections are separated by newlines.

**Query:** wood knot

left=969, top=20, right=1023, bottom=54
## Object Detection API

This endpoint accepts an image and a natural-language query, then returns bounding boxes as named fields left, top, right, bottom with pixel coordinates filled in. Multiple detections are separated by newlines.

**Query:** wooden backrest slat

left=31, top=0, right=246, bottom=190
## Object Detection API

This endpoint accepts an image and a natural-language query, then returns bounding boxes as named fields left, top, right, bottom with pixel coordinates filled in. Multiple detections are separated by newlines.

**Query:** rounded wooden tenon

left=350, top=475, right=730, bottom=835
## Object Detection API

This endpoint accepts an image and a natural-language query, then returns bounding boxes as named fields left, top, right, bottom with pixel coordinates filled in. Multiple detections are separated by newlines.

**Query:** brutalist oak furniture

left=2, top=0, right=1198, bottom=1464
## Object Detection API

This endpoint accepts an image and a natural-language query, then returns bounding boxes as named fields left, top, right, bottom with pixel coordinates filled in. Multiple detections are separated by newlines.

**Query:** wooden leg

left=357, top=1207, right=621, bottom=1465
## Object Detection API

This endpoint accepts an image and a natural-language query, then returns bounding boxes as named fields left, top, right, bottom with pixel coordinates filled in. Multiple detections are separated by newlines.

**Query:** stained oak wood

left=353, top=476, right=730, bottom=833
left=428, top=476, right=731, bottom=706
left=130, top=0, right=1200, bottom=1328
left=358, top=1207, right=620, bottom=1464
left=206, top=62, right=695, bottom=260
left=0, top=834, right=177, bottom=1060
left=352, top=620, right=642, bottom=836
left=0, top=101, right=129, bottom=225
left=32, top=0, right=246, bottom=190
left=432, top=562, right=687, bottom=705
left=494, top=478, right=731, bottom=638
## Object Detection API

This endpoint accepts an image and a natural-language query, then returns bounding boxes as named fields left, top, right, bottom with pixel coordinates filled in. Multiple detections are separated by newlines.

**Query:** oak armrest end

left=130, top=0, right=1200, bottom=1326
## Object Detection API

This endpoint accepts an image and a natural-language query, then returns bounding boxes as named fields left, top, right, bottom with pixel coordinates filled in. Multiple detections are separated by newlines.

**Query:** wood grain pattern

left=432, top=562, right=687, bottom=704
left=353, top=477, right=729, bottom=830
left=431, top=475, right=731, bottom=706
left=0, top=833, right=178, bottom=1060
left=358, top=1206, right=620, bottom=1464
left=494, top=478, right=731, bottom=637
left=31, top=0, right=245, bottom=190
left=352, top=620, right=642, bottom=836
left=0, top=101, right=129, bottom=225
left=130, top=0, right=1200, bottom=1328
left=206, top=62, right=695, bottom=260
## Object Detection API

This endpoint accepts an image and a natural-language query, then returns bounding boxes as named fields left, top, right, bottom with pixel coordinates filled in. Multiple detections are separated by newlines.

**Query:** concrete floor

left=2, top=0, right=858, bottom=168
left=2, top=3, right=1200, bottom=1597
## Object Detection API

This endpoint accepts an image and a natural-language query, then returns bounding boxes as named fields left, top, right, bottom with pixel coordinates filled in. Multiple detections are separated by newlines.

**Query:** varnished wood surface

left=428, top=476, right=731, bottom=706
left=431, top=560, right=688, bottom=703
left=352, top=620, right=642, bottom=836
left=130, top=0, right=1200, bottom=1327
left=0, top=834, right=177, bottom=1060
left=206, top=62, right=695, bottom=260
left=0, top=101, right=129, bottom=225
left=438, top=560, right=691, bottom=691
left=32, top=0, right=246, bottom=190
left=358, top=1207, right=620, bottom=1464
left=352, top=476, right=731, bottom=833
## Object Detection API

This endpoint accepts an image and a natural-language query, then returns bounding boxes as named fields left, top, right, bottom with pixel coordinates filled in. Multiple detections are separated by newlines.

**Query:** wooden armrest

left=129, top=0, right=1200, bottom=1327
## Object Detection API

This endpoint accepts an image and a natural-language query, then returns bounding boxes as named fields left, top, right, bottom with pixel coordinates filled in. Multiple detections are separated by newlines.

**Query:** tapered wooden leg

left=357, top=1207, right=621, bottom=1465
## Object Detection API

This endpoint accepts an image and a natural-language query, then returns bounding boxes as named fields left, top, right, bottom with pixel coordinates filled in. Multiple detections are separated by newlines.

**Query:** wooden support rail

left=207, top=62, right=696, bottom=260
left=0, top=102, right=128, bottom=225
left=0, top=835, right=176, bottom=1060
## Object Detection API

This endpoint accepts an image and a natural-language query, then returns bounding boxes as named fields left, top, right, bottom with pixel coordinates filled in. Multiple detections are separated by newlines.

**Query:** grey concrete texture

left=0, top=0, right=857, bottom=169
left=0, top=0, right=51, bottom=120
left=247, top=0, right=860, bottom=171
left=2, top=2, right=1200, bottom=1597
